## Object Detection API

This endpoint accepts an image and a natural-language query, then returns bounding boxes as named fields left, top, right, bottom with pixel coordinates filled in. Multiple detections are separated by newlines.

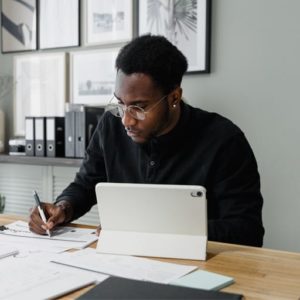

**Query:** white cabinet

left=0, top=163, right=99, bottom=226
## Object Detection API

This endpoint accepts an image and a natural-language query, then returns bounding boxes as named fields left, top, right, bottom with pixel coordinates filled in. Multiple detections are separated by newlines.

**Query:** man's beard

left=145, top=102, right=172, bottom=141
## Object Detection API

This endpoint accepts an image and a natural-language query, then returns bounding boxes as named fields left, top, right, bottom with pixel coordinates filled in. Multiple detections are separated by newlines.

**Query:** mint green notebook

left=170, top=270, right=234, bottom=291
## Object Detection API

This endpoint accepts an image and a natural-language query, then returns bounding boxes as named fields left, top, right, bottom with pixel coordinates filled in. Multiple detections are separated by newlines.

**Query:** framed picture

left=138, top=0, right=211, bottom=73
left=38, top=0, right=80, bottom=49
left=1, top=0, right=37, bottom=53
left=14, top=53, right=66, bottom=136
left=70, top=48, right=119, bottom=106
left=83, top=0, right=133, bottom=46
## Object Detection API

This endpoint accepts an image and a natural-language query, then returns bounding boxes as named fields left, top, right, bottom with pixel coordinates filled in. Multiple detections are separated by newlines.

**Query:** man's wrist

left=55, top=200, right=73, bottom=224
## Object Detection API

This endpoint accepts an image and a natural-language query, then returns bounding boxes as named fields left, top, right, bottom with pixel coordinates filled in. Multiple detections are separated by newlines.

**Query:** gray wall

left=0, top=0, right=299, bottom=252
left=182, top=0, right=300, bottom=252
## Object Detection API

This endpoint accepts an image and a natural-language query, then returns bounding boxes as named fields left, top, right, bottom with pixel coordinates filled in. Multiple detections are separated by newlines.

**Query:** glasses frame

left=105, top=93, right=168, bottom=121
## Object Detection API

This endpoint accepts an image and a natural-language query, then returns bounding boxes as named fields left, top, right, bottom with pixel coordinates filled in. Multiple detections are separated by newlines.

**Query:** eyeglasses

left=105, top=94, right=168, bottom=121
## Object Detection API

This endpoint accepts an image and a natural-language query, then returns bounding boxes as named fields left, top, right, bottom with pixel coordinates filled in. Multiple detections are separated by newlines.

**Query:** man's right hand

left=28, top=202, right=68, bottom=235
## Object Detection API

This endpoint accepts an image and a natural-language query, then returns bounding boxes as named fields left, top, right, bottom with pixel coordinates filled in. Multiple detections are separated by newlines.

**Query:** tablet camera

left=191, top=191, right=203, bottom=197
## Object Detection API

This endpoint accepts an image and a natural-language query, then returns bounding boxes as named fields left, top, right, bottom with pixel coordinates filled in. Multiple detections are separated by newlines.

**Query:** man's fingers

left=28, top=215, right=47, bottom=235
left=29, top=203, right=55, bottom=234
left=46, top=205, right=66, bottom=228
left=29, top=206, right=43, bottom=225
left=29, top=202, right=70, bottom=235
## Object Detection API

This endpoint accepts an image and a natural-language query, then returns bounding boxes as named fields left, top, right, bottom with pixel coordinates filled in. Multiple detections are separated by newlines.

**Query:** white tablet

left=95, top=183, right=207, bottom=260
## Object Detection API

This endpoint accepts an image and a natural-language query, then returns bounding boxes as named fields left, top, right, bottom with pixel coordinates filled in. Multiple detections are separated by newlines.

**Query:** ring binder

left=65, top=104, right=104, bottom=158
left=25, top=117, right=35, bottom=156
left=46, top=117, right=65, bottom=157
left=34, top=117, right=46, bottom=157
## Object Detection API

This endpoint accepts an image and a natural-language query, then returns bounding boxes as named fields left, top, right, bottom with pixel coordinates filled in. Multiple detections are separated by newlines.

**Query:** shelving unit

left=0, top=154, right=99, bottom=226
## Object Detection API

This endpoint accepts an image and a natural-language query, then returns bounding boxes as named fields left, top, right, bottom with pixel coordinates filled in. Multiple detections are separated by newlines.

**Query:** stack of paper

left=0, top=220, right=236, bottom=299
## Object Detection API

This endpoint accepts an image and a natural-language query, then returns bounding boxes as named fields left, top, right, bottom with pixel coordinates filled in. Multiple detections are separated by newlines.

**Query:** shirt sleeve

left=55, top=120, right=107, bottom=221
left=207, top=133, right=265, bottom=246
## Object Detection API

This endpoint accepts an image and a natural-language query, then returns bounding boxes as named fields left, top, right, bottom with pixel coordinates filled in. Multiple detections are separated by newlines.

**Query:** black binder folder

left=34, top=117, right=46, bottom=157
left=65, top=105, right=104, bottom=158
left=65, top=110, right=76, bottom=158
left=25, top=117, right=35, bottom=156
left=75, top=106, right=104, bottom=158
left=46, top=117, right=65, bottom=157
left=77, top=277, right=243, bottom=300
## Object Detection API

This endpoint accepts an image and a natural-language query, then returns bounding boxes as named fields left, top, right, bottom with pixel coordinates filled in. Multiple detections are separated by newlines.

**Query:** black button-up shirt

left=57, top=102, right=264, bottom=246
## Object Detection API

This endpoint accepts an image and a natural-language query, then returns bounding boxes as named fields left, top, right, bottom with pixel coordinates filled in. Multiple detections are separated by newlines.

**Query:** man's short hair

left=116, top=34, right=188, bottom=94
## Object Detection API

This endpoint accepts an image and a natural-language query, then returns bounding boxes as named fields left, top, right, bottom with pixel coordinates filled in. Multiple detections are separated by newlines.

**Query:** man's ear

left=171, top=87, right=182, bottom=107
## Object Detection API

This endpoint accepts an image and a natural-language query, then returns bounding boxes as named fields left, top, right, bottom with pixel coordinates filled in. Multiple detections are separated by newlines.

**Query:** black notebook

left=78, top=277, right=243, bottom=300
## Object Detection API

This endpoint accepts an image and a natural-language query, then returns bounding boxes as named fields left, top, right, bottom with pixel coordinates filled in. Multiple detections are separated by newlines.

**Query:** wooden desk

left=1, top=215, right=300, bottom=300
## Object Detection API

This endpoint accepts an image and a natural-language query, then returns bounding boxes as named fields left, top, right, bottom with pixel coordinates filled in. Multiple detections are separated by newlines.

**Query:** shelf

left=0, top=154, right=82, bottom=167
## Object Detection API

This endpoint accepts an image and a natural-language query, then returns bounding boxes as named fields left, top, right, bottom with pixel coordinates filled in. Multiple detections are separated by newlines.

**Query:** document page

left=0, top=221, right=98, bottom=252
left=0, top=257, right=96, bottom=300
left=0, top=244, right=18, bottom=259
left=52, top=248, right=197, bottom=284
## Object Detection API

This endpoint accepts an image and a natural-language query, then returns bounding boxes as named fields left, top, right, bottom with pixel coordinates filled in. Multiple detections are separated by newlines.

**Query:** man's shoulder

left=186, top=103, right=242, bottom=137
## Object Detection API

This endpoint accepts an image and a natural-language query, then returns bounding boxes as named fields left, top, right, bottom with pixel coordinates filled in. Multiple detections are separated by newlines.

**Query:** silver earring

left=172, top=103, right=177, bottom=108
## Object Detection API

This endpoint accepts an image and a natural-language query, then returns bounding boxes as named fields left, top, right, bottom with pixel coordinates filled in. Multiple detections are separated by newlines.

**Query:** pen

left=33, top=190, right=51, bottom=238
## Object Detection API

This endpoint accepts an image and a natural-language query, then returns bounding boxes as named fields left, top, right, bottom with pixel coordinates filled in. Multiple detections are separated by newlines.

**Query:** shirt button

left=150, top=161, right=155, bottom=166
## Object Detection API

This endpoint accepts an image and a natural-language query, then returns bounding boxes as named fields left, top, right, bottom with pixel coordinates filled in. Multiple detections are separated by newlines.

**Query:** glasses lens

left=128, top=106, right=145, bottom=120
left=105, top=104, right=124, bottom=118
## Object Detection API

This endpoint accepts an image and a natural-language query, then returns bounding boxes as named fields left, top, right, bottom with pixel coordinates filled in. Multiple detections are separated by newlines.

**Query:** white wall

left=0, top=0, right=299, bottom=252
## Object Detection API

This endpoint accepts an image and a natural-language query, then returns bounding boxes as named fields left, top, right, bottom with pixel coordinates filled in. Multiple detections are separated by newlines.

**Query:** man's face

left=114, top=71, right=181, bottom=144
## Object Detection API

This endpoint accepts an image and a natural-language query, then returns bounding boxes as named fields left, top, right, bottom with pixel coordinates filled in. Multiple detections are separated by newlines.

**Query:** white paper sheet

left=0, top=220, right=98, bottom=253
left=0, top=257, right=97, bottom=300
left=14, top=251, right=109, bottom=283
left=0, top=244, right=18, bottom=259
left=51, top=248, right=197, bottom=284
left=0, top=233, right=82, bottom=254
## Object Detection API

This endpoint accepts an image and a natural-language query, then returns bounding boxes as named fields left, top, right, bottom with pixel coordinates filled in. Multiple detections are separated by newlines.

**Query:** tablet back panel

left=96, top=183, right=207, bottom=260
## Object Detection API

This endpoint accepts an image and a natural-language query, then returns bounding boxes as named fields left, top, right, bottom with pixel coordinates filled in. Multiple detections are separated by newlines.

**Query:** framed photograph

left=70, top=48, right=119, bottom=106
left=138, top=0, right=211, bottom=73
left=1, top=0, right=37, bottom=53
left=14, top=53, right=66, bottom=136
left=38, top=0, right=80, bottom=49
left=83, top=0, right=133, bottom=46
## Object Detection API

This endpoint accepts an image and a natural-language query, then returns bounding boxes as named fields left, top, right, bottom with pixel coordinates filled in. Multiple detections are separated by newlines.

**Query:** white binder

left=95, top=183, right=207, bottom=260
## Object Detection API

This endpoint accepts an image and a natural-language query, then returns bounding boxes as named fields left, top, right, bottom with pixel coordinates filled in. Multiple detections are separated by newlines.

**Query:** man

left=29, top=35, right=264, bottom=246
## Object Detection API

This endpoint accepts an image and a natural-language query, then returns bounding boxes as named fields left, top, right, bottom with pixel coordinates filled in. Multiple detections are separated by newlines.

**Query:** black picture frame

left=38, top=0, right=80, bottom=50
left=1, top=0, right=37, bottom=53
left=138, top=0, right=212, bottom=74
